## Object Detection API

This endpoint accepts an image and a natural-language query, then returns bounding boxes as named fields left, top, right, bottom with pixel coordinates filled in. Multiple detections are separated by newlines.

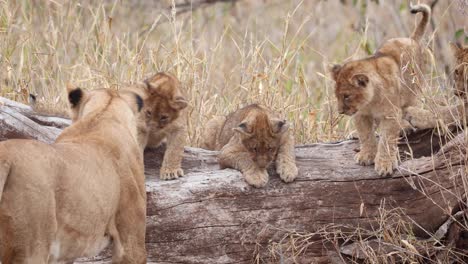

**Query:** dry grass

left=1, top=1, right=467, bottom=262
left=1, top=0, right=465, bottom=146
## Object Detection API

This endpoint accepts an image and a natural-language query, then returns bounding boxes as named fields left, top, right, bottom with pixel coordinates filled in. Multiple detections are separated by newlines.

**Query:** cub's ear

left=170, top=96, right=188, bottom=110
left=330, top=64, right=342, bottom=81
left=233, top=122, right=252, bottom=136
left=144, top=73, right=168, bottom=93
left=272, top=119, right=289, bottom=134
left=67, top=84, right=83, bottom=108
left=350, top=74, right=369, bottom=88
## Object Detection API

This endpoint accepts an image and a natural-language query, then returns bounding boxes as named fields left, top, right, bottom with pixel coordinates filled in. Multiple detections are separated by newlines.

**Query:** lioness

left=126, top=72, right=189, bottom=180
left=0, top=87, right=147, bottom=263
left=331, top=4, right=430, bottom=176
left=201, top=104, right=298, bottom=188
left=405, top=43, right=468, bottom=129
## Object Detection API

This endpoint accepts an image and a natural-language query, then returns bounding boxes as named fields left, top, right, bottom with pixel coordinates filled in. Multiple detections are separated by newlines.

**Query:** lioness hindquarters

left=211, top=104, right=298, bottom=188
left=331, top=4, right=430, bottom=176
left=0, top=87, right=147, bottom=263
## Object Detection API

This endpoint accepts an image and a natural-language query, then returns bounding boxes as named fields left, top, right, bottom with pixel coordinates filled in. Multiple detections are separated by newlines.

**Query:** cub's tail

left=0, top=160, right=11, bottom=202
left=410, top=3, right=431, bottom=42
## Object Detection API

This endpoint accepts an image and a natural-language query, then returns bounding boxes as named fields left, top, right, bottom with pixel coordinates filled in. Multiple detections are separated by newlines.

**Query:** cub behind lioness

left=331, top=4, right=430, bottom=176
left=0, top=87, right=147, bottom=263
left=201, top=104, right=298, bottom=188
left=126, top=72, right=189, bottom=180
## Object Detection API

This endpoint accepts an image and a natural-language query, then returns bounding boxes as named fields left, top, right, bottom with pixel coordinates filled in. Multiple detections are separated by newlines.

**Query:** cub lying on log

left=201, top=104, right=298, bottom=188
left=0, top=86, right=147, bottom=263
left=330, top=4, right=430, bottom=176
left=405, top=43, right=468, bottom=130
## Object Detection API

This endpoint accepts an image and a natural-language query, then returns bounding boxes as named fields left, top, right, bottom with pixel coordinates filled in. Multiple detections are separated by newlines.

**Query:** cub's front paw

left=374, top=158, right=397, bottom=177
left=160, top=167, right=184, bottom=180
left=277, top=162, right=298, bottom=183
left=244, top=169, right=269, bottom=188
left=354, top=150, right=376, bottom=166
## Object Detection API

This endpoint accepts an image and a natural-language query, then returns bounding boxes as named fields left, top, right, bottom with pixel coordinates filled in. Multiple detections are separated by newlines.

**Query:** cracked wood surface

left=0, top=97, right=466, bottom=263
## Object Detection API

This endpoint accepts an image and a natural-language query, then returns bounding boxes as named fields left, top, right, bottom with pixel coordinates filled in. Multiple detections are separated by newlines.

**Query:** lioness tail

left=410, top=3, right=431, bottom=42
left=0, top=160, right=10, bottom=201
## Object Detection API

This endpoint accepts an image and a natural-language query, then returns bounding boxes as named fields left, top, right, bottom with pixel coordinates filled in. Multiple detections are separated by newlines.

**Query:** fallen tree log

left=0, top=97, right=466, bottom=263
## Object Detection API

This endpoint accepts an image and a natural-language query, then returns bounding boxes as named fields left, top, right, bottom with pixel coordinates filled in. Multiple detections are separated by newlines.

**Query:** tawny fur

left=0, top=88, right=147, bottom=263
left=405, top=43, right=468, bottom=130
left=125, top=72, right=189, bottom=180
left=331, top=4, right=430, bottom=176
left=201, top=104, right=298, bottom=188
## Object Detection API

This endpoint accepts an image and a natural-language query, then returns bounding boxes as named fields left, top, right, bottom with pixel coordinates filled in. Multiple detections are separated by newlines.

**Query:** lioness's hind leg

left=200, top=116, right=226, bottom=150
left=114, top=189, right=147, bottom=263
left=275, top=131, right=298, bottom=183
left=0, top=191, right=56, bottom=264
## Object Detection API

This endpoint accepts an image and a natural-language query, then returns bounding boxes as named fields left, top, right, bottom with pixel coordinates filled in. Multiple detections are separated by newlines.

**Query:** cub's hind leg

left=200, top=116, right=226, bottom=150
left=354, top=114, right=378, bottom=166
left=219, top=141, right=269, bottom=188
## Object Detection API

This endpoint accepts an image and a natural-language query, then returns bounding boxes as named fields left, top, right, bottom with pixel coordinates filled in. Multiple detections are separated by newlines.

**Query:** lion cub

left=201, top=104, right=298, bottom=188
left=405, top=43, right=468, bottom=129
left=127, top=72, right=189, bottom=180
left=0, top=87, right=147, bottom=263
left=331, top=4, right=430, bottom=176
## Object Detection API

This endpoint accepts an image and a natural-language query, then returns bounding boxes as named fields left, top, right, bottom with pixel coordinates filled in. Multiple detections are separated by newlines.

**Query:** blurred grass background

left=0, top=0, right=466, bottom=146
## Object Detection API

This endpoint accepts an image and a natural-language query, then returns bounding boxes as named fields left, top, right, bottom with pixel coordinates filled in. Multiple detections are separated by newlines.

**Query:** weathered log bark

left=0, top=97, right=466, bottom=263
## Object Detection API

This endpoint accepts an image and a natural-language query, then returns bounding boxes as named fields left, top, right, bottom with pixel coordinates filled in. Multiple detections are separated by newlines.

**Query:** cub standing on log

left=201, top=104, right=298, bottom=188
left=405, top=43, right=468, bottom=129
left=127, top=72, right=189, bottom=180
left=0, top=87, right=147, bottom=263
left=30, top=72, right=189, bottom=181
left=330, top=4, right=430, bottom=176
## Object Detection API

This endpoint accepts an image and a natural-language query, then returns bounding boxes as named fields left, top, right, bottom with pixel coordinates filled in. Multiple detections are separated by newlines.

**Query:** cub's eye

left=145, top=110, right=152, bottom=118
left=454, top=69, right=460, bottom=76
left=343, top=95, right=351, bottom=101
left=160, top=115, right=169, bottom=121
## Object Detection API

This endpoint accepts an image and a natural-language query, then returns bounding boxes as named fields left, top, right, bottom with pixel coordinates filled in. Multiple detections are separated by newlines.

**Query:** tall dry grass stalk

left=1, top=0, right=464, bottom=146
left=1, top=0, right=467, bottom=262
